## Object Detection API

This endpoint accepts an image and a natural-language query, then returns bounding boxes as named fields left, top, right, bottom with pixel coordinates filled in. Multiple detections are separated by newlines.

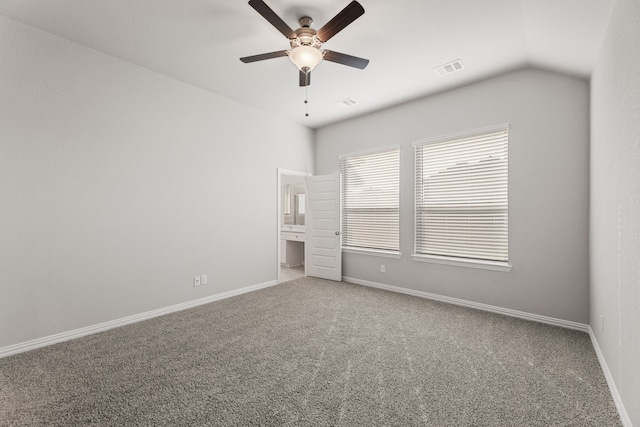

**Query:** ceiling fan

left=240, top=0, right=369, bottom=87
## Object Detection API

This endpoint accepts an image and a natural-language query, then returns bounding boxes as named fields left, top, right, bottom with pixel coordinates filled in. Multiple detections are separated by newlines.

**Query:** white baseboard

left=0, top=279, right=279, bottom=359
left=343, top=276, right=589, bottom=332
left=588, top=327, right=633, bottom=427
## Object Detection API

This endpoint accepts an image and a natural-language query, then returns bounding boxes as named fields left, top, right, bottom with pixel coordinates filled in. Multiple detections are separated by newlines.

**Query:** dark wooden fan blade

left=240, top=50, right=289, bottom=63
left=316, top=1, right=365, bottom=43
left=323, top=50, right=369, bottom=69
left=299, top=70, right=311, bottom=87
left=248, top=0, right=297, bottom=39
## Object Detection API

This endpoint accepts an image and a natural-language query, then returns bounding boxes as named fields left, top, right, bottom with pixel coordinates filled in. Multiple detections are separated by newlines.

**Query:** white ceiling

left=0, top=0, right=615, bottom=129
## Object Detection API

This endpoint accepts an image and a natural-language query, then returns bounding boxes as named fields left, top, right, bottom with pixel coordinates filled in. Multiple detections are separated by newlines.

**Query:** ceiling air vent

left=434, top=59, right=464, bottom=76
left=336, top=97, right=358, bottom=107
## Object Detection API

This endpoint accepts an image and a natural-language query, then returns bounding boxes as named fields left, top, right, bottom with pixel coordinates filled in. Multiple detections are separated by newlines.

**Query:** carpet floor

left=0, top=277, right=622, bottom=426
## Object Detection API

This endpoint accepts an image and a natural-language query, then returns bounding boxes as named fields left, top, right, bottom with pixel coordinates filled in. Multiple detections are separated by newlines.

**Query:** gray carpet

left=0, top=277, right=622, bottom=426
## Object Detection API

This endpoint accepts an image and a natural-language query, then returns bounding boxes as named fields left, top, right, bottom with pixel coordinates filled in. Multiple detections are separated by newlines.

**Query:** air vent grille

left=337, top=97, right=358, bottom=107
left=434, top=59, right=464, bottom=76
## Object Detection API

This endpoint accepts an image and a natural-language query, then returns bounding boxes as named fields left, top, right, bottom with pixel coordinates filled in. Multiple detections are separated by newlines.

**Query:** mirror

left=284, top=183, right=306, bottom=226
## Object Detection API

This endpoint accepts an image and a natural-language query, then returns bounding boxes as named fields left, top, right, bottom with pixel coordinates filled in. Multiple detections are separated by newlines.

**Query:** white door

left=305, top=174, right=342, bottom=281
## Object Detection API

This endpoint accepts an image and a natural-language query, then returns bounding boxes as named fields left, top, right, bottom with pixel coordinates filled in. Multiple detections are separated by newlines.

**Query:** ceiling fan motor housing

left=291, top=18, right=323, bottom=49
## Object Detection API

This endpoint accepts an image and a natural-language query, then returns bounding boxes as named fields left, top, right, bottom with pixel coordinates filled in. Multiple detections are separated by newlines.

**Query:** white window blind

left=414, top=125, right=508, bottom=263
left=340, top=148, right=400, bottom=252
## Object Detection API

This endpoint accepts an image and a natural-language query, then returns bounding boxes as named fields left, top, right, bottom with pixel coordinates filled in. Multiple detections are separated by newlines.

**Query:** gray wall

left=0, top=15, right=314, bottom=349
left=590, top=0, right=640, bottom=423
left=316, top=68, right=590, bottom=324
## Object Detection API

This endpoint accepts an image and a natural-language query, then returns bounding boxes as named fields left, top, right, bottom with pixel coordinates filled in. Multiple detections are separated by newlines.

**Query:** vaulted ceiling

left=0, top=0, right=615, bottom=128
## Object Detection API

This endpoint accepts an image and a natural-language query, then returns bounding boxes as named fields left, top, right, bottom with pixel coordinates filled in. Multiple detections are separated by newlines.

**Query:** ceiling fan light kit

left=289, top=45, right=323, bottom=73
left=240, top=0, right=369, bottom=87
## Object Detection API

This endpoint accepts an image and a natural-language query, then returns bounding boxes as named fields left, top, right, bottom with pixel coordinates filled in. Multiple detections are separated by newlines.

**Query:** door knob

left=335, top=231, right=341, bottom=235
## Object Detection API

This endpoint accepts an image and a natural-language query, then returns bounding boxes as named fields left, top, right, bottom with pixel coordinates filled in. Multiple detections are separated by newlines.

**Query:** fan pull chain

left=304, top=85, right=309, bottom=117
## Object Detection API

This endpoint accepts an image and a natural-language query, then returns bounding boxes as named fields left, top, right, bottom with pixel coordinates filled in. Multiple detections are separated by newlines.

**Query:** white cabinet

left=281, top=231, right=304, bottom=242
left=280, top=232, right=305, bottom=267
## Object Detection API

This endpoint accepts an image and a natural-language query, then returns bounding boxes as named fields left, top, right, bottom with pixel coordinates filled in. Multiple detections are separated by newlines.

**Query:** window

left=340, top=147, right=400, bottom=255
left=413, top=125, right=509, bottom=270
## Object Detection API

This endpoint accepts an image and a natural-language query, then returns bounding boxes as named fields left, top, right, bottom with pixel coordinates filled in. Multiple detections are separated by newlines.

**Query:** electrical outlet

left=194, top=276, right=201, bottom=287
left=600, top=315, right=604, bottom=333
left=201, top=274, right=208, bottom=285
left=380, top=264, right=386, bottom=273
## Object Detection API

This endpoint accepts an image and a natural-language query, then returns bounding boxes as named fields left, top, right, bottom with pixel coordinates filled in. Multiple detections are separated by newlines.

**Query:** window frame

left=412, top=124, right=511, bottom=272
left=339, top=145, right=401, bottom=258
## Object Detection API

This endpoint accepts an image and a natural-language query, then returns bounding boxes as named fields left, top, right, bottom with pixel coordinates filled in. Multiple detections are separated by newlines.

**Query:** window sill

left=343, top=247, right=402, bottom=259
left=411, top=254, right=512, bottom=272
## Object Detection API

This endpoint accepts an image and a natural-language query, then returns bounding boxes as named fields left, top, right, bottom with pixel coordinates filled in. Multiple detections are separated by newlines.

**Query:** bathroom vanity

left=280, top=226, right=305, bottom=267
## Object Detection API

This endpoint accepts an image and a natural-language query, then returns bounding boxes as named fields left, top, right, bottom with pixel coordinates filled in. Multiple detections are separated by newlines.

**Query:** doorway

left=277, top=169, right=309, bottom=283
